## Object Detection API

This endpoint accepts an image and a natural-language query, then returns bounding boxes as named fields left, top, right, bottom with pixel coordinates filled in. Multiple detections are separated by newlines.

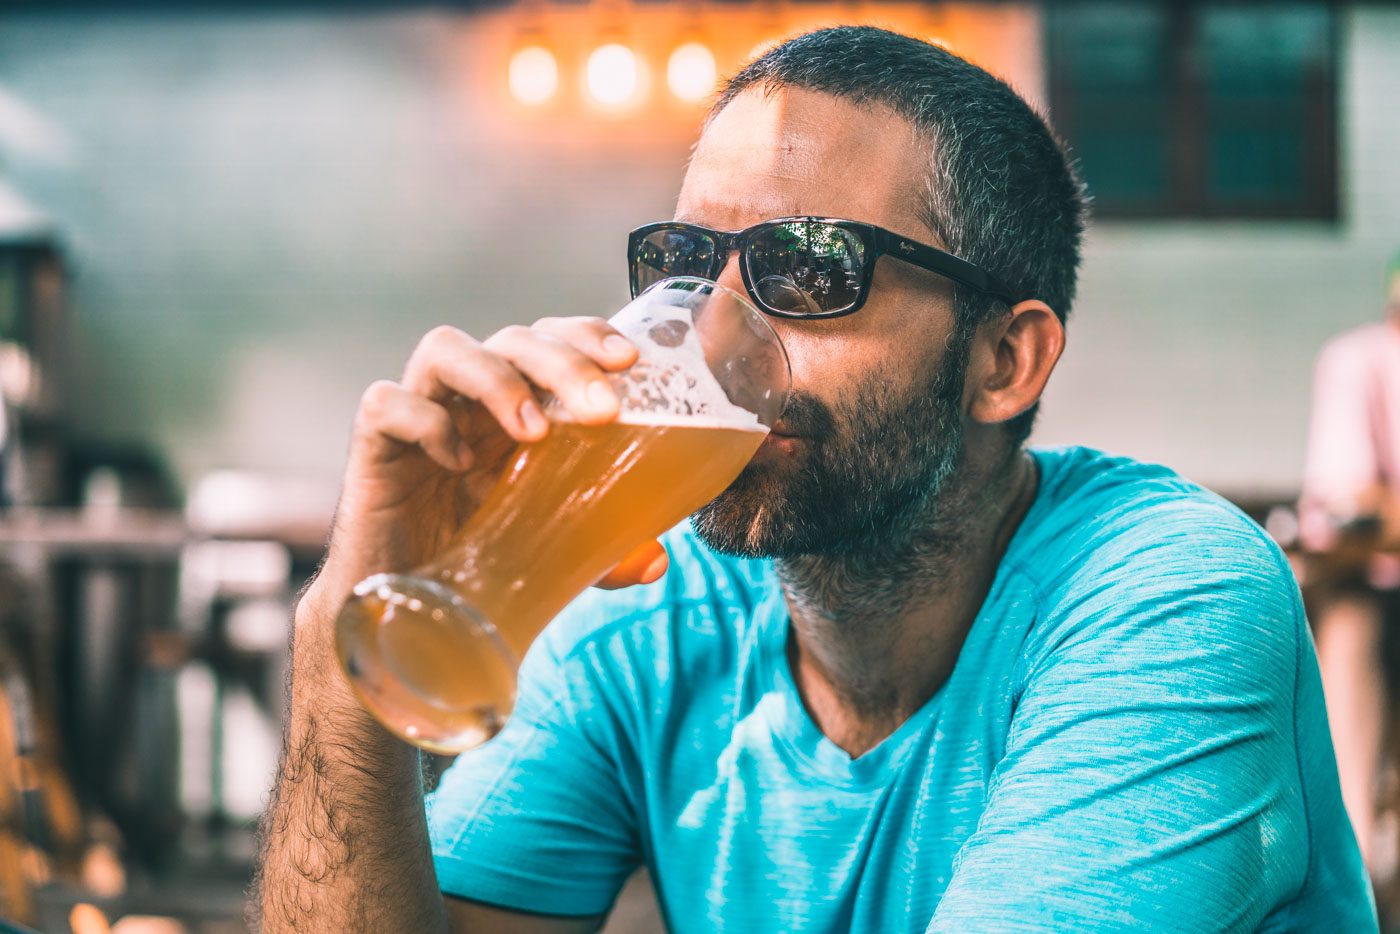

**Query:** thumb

left=595, top=539, right=669, bottom=589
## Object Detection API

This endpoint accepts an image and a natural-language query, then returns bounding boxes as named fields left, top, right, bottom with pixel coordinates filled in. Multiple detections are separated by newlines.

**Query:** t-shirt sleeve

left=927, top=502, right=1371, bottom=932
left=425, top=587, right=647, bottom=918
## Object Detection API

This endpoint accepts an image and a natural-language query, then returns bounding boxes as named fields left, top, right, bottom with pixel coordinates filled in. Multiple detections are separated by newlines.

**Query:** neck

left=775, top=446, right=1037, bottom=757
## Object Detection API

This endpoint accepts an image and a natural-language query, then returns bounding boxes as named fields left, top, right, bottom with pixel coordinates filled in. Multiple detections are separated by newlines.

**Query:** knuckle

left=576, top=315, right=612, bottom=332
left=359, top=379, right=398, bottom=416
left=420, top=324, right=464, bottom=349
left=490, top=323, right=533, bottom=346
left=411, top=326, right=475, bottom=369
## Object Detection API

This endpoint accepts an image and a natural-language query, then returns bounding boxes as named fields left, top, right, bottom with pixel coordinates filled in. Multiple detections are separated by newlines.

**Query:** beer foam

left=607, top=314, right=766, bottom=430
left=613, top=411, right=770, bottom=432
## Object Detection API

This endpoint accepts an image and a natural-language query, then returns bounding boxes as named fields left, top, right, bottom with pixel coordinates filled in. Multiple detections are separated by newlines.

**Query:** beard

left=692, top=329, right=971, bottom=561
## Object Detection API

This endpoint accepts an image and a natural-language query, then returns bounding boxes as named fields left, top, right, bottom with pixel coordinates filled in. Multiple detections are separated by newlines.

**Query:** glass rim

left=636, top=275, right=792, bottom=398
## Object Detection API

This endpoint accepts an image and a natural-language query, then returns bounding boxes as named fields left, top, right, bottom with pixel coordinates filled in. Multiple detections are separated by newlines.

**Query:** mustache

left=776, top=390, right=838, bottom=440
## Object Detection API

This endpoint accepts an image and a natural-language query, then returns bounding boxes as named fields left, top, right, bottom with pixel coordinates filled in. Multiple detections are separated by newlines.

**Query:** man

left=1297, top=251, right=1400, bottom=874
left=255, top=27, right=1375, bottom=931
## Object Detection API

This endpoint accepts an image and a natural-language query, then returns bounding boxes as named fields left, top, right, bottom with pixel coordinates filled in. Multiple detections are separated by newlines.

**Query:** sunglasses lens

left=631, top=228, right=720, bottom=295
left=748, top=221, right=865, bottom=315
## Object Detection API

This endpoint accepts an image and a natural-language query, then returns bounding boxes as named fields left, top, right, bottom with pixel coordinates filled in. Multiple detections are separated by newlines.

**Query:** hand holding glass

left=334, top=278, right=790, bottom=752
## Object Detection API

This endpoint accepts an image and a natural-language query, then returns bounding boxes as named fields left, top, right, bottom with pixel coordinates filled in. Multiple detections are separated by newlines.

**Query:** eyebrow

left=672, top=199, right=808, bottom=230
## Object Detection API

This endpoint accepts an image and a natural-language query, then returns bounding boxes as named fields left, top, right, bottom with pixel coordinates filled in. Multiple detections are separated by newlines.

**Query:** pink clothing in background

left=1299, top=321, right=1400, bottom=588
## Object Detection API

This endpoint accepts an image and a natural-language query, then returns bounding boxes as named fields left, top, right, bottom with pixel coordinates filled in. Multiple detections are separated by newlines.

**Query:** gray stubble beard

left=691, top=331, right=977, bottom=628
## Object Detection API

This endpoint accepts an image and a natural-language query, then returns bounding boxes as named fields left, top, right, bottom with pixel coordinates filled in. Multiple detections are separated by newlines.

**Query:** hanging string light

left=667, top=42, right=716, bottom=103
left=586, top=43, right=642, bottom=106
left=509, top=45, right=559, bottom=105
left=500, top=1, right=969, bottom=115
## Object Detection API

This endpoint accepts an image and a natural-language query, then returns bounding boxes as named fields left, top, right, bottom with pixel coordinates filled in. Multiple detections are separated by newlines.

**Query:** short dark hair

left=710, top=26, right=1088, bottom=445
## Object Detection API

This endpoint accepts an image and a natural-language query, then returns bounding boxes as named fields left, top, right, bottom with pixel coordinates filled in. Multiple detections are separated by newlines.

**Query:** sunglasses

left=628, top=216, right=1017, bottom=319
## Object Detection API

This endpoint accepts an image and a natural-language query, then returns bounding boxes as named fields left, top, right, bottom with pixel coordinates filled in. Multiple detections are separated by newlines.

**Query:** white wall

left=1034, top=5, right=1400, bottom=494
left=0, top=10, right=694, bottom=489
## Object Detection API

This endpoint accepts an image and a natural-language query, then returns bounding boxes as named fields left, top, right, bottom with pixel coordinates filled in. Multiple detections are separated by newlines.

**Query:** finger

left=403, top=326, right=550, bottom=442
left=354, top=380, right=471, bottom=471
left=482, top=326, right=622, bottom=425
left=595, top=540, right=669, bottom=589
left=531, top=316, right=639, bottom=370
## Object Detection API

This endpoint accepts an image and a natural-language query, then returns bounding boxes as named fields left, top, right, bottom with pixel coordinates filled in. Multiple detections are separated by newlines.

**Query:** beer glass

left=334, top=278, right=790, bottom=753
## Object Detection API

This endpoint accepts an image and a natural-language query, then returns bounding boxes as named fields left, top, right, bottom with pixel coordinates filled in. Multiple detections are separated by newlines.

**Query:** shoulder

left=1316, top=322, right=1386, bottom=371
left=1015, top=447, right=1302, bottom=677
left=1022, top=445, right=1293, bottom=589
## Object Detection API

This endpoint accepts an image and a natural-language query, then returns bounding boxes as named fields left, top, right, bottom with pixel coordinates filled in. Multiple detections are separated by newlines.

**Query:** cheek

left=779, top=330, right=923, bottom=413
left=866, top=266, right=959, bottom=348
left=776, top=328, right=856, bottom=396
left=764, top=278, right=949, bottom=410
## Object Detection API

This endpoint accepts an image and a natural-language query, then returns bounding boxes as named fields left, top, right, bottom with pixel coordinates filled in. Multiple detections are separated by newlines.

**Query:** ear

left=967, top=299, right=1065, bottom=426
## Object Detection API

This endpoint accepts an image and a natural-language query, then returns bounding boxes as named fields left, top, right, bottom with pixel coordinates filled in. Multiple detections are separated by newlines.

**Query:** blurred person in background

left=254, top=27, right=1374, bottom=931
left=1299, top=251, right=1400, bottom=873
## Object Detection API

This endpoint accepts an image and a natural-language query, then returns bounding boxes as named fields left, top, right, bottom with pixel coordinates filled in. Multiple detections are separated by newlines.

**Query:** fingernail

left=603, top=335, right=634, bottom=357
left=641, top=553, right=668, bottom=583
left=519, top=398, right=549, bottom=435
left=587, top=380, right=618, bottom=413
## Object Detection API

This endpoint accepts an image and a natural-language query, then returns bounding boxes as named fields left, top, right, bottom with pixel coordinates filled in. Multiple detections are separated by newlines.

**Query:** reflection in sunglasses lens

left=636, top=229, right=718, bottom=292
left=750, top=221, right=865, bottom=315
left=633, top=222, right=868, bottom=315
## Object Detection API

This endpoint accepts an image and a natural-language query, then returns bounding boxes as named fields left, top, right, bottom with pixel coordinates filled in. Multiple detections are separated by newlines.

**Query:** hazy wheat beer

left=335, top=415, right=766, bottom=751
left=334, top=277, right=789, bottom=753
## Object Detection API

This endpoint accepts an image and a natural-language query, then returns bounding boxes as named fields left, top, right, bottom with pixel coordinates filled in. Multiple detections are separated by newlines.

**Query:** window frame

left=1045, top=1, right=1340, bottom=222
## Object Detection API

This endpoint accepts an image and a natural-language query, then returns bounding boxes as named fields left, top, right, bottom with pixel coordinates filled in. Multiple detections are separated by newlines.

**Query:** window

left=1046, top=2, right=1338, bottom=220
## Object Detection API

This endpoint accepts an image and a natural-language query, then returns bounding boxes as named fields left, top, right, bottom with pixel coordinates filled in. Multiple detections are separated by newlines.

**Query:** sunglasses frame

left=628, top=216, right=1018, bottom=319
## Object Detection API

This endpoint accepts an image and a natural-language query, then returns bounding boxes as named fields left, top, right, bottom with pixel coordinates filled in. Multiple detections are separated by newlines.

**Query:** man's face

left=681, top=86, right=973, bottom=559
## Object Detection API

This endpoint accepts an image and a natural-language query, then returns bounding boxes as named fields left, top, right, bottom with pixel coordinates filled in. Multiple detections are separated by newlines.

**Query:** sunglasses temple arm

left=871, top=228, right=1017, bottom=306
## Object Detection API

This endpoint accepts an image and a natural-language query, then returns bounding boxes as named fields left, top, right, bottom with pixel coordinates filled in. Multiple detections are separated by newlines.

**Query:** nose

left=710, top=255, right=805, bottom=391
left=711, top=253, right=772, bottom=327
left=714, top=254, right=746, bottom=301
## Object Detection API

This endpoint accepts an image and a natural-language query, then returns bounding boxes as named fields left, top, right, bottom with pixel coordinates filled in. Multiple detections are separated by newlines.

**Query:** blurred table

left=0, top=507, right=327, bottom=560
left=1288, top=532, right=1400, bottom=592
left=0, top=507, right=327, bottom=867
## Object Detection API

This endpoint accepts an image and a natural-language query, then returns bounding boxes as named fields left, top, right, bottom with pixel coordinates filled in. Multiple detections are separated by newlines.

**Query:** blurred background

left=0, top=0, right=1397, bottom=931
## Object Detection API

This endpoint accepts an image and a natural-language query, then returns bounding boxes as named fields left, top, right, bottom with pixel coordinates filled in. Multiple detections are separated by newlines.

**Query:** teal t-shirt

left=426, top=446, right=1376, bottom=931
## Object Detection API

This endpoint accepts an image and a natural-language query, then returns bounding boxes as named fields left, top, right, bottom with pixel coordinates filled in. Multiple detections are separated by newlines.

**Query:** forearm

left=253, top=586, right=449, bottom=933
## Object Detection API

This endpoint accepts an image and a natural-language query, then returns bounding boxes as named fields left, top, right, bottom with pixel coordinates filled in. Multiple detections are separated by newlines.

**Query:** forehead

left=677, top=85, right=934, bottom=239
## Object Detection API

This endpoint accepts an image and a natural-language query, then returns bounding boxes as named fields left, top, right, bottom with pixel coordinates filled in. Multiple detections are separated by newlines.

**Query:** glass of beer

left=334, top=278, right=789, bottom=753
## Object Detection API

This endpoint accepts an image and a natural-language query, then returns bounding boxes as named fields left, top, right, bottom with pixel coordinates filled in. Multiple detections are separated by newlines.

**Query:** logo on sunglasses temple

left=899, top=241, right=915, bottom=254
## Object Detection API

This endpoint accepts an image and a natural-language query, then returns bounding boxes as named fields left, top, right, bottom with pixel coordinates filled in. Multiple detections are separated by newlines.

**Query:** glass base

left=334, top=573, right=518, bottom=754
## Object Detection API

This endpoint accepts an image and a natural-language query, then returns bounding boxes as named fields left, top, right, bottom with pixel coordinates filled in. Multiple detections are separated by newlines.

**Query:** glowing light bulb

left=667, top=42, right=716, bottom=103
left=586, top=43, right=641, bottom=106
left=508, top=46, right=558, bottom=105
